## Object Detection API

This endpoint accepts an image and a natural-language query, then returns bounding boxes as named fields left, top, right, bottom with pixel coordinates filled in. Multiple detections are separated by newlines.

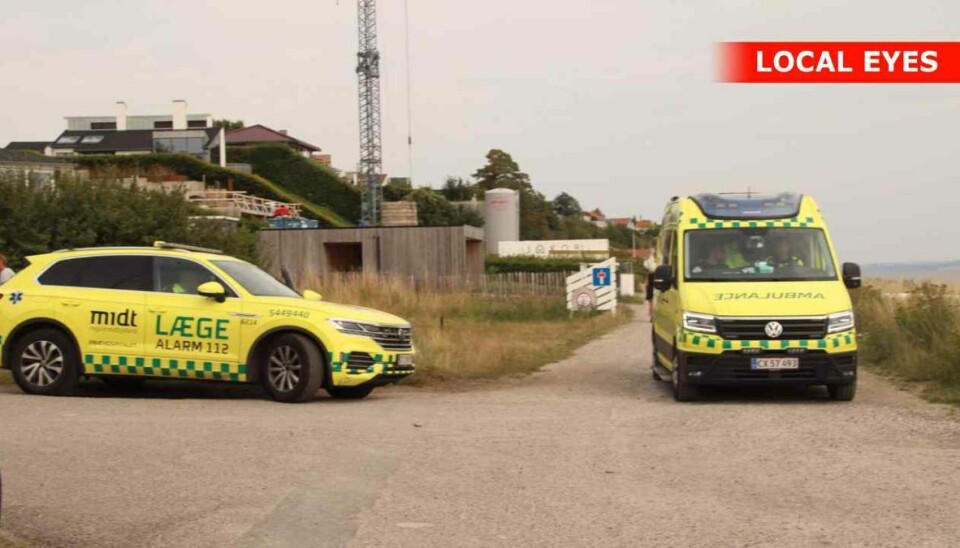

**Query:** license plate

left=397, top=355, right=414, bottom=367
left=751, top=357, right=799, bottom=370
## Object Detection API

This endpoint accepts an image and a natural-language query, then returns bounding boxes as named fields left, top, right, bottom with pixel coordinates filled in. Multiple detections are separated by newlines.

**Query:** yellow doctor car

left=650, top=192, right=861, bottom=402
left=0, top=242, right=414, bottom=402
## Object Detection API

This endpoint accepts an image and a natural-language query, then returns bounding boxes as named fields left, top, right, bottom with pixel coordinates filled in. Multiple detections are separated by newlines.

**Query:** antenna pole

left=357, top=0, right=382, bottom=226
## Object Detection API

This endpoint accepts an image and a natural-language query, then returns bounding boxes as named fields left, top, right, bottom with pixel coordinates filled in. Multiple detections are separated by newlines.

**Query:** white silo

left=484, top=188, right=520, bottom=254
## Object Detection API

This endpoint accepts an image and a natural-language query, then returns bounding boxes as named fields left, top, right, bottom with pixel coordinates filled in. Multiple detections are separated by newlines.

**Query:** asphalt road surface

left=2, top=314, right=960, bottom=547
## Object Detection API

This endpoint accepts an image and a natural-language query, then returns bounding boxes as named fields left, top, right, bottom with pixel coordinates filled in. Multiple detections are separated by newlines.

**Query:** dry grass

left=854, top=280, right=960, bottom=405
left=311, top=276, right=633, bottom=384
left=0, top=369, right=11, bottom=385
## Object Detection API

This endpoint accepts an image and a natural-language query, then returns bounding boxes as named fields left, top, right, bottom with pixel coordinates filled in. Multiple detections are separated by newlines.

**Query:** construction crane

left=356, top=0, right=382, bottom=226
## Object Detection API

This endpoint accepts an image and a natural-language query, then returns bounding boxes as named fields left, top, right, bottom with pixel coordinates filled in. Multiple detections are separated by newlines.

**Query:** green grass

left=853, top=281, right=960, bottom=405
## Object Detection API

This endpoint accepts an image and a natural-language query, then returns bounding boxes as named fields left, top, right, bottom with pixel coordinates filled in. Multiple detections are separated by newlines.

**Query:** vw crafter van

left=650, top=192, right=861, bottom=402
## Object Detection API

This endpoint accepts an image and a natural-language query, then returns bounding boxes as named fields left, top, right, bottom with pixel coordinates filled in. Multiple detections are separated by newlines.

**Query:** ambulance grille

left=716, top=318, right=827, bottom=340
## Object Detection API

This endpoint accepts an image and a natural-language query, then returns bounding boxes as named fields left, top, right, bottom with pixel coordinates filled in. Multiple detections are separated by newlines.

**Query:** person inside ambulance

left=767, top=235, right=804, bottom=270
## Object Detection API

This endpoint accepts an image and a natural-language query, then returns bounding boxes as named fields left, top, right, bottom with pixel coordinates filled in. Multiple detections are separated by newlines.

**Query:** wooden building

left=258, top=226, right=485, bottom=282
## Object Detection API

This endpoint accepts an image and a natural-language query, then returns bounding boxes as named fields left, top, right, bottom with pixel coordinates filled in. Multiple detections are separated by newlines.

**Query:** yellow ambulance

left=650, top=192, right=861, bottom=401
left=0, top=242, right=414, bottom=403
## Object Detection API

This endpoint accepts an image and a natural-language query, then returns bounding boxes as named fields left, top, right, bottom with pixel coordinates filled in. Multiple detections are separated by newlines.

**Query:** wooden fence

left=295, top=271, right=571, bottom=296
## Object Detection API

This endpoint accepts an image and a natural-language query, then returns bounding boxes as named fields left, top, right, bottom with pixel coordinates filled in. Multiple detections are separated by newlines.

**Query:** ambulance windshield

left=684, top=228, right=838, bottom=282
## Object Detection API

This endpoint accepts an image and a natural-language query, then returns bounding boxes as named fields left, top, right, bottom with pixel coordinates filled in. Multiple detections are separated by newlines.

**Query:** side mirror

left=652, top=264, right=674, bottom=292
left=197, top=281, right=227, bottom=303
left=302, top=289, right=323, bottom=302
left=842, top=263, right=861, bottom=289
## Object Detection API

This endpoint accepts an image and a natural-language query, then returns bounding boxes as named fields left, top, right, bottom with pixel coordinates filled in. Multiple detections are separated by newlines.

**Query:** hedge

left=72, top=153, right=351, bottom=227
left=227, top=144, right=361, bottom=223
left=485, top=255, right=586, bottom=274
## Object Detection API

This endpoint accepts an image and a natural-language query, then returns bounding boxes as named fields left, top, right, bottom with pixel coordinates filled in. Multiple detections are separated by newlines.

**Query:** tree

left=407, top=188, right=483, bottom=227
left=552, top=192, right=582, bottom=217
left=213, top=119, right=245, bottom=131
left=383, top=178, right=413, bottom=201
left=439, top=176, right=479, bottom=201
left=473, top=149, right=531, bottom=192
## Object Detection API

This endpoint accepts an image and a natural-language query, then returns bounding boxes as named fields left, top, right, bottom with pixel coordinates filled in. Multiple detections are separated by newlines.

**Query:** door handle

left=61, top=300, right=80, bottom=308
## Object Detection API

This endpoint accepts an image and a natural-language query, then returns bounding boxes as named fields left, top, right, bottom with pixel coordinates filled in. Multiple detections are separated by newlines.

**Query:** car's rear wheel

left=828, top=381, right=856, bottom=401
left=327, top=385, right=374, bottom=400
left=261, top=333, right=325, bottom=403
left=11, top=328, right=80, bottom=396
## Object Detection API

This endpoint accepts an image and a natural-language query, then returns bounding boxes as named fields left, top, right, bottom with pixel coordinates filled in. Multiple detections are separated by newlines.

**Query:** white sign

left=498, top=239, right=609, bottom=259
left=566, top=258, right=618, bottom=312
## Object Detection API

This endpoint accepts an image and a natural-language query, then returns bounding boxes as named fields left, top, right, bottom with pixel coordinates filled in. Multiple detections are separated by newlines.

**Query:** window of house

left=38, top=256, right=153, bottom=291
left=187, top=120, right=208, bottom=128
left=153, top=121, right=173, bottom=129
left=80, top=135, right=104, bottom=144
left=91, top=122, right=117, bottom=130
left=56, top=136, right=80, bottom=144
left=154, top=137, right=205, bottom=156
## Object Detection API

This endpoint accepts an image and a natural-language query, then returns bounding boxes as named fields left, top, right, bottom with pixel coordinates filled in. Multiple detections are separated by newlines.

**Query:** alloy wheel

left=20, top=340, right=65, bottom=388
left=268, top=345, right=303, bottom=393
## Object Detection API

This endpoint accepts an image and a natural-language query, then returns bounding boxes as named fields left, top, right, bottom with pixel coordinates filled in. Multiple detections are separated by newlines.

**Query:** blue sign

left=592, top=267, right=612, bottom=287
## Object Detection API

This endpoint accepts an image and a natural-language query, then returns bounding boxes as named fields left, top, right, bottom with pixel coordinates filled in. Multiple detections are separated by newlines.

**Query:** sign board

left=566, top=258, right=618, bottom=312
left=592, top=267, right=612, bottom=287
left=498, top=239, right=609, bottom=259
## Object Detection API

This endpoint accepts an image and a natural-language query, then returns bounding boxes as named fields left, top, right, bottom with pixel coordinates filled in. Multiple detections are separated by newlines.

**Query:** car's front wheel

left=11, top=328, right=80, bottom=396
left=261, top=333, right=325, bottom=403
left=672, top=354, right=698, bottom=402
left=828, top=381, right=856, bottom=401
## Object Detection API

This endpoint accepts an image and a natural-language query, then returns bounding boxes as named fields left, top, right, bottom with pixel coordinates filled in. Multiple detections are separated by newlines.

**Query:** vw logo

left=764, top=321, right=784, bottom=338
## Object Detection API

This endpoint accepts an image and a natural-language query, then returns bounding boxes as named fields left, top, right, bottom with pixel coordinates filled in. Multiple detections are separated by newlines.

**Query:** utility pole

left=356, top=0, right=382, bottom=226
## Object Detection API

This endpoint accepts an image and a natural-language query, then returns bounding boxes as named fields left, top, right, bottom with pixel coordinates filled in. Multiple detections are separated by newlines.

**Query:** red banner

left=717, top=42, right=960, bottom=83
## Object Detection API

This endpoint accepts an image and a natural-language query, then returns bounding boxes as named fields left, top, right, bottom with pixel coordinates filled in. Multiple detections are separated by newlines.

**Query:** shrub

left=485, top=255, right=585, bottom=274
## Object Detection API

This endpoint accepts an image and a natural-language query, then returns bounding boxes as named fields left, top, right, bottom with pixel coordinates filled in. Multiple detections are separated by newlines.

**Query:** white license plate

left=397, top=355, right=414, bottom=367
left=751, top=357, right=799, bottom=370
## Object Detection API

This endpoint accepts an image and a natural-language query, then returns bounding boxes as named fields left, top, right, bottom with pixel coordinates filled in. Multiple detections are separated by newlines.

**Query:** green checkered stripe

left=328, top=351, right=414, bottom=377
left=83, top=354, right=247, bottom=382
left=678, top=330, right=856, bottom=353
left=687, top=216, right=818, bottom=230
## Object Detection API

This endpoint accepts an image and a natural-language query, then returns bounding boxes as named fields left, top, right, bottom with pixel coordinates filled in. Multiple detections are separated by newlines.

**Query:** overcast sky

left=2, top=1, right=959, bottom=263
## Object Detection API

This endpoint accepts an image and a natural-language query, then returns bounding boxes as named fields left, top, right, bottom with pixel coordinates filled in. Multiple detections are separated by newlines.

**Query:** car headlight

left=683, top=312, right=717, bottom=334
left=329, top=319, right=411, bottom=338
left=827, top=310, right=855, bottom=333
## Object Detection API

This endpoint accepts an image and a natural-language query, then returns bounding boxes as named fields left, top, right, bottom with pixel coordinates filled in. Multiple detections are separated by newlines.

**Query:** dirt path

left=2, top=314, right=960, bottom=547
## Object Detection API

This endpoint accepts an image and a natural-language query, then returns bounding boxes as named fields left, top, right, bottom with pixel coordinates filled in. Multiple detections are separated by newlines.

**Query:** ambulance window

left=660, top=230, right=674, bottom=265
left=38, top=256, right=152, bottom=291
left=153, top=257, right=235, bottom=297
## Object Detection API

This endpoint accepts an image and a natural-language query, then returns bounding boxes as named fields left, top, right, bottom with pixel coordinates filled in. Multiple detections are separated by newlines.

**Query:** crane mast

left=356, top=0, right=382, bottom=226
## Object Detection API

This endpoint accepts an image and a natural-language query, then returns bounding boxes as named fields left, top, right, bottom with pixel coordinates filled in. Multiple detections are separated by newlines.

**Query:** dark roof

left=5, top=141, right=51, bottom=153
left=225, top=124, right=321, bottom=152
left=0, top=149, right=73, bottom=165
left=49, top=128, right=220, bottom=153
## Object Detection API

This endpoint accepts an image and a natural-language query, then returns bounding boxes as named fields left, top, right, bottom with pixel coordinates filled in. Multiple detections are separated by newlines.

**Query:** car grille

left=716, top=317, right=827, bottom=340
left=370, top=327, right=412, bottom=351
left=346, top=352, right=376, bottom=371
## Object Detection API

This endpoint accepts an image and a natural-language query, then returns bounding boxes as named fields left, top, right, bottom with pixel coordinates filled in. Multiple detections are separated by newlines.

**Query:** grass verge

left=313, top=277, right=633, bottom=384
left=0, top=369, right=11, bottom=385
left=853, top=280, right=960, bottom=405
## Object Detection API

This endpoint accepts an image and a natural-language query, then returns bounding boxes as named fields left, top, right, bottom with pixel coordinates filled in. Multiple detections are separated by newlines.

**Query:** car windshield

left=212, top=260, right=301, bottom=297
left=684, top=228, right=838, bottom=282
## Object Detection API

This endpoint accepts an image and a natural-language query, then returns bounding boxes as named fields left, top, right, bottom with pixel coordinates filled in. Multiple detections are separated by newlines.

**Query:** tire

left=261, top=333, right=325, bottom=403
left=326, top=386, right=374, bottom=400
left=652, top=368, right=662, bottom=381
left=828, top=381, right=856, bottom=401
left=10, top=328, right=80, bottom=396
left=671, top=354, right=698, bottom=402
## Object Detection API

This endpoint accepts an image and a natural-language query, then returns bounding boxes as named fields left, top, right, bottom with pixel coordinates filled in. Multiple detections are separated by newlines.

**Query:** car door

left=144, top=256, right=244, bottom=381
left=37, top=255, right=151, bottom=375
left=653, top=229, right=681, bottom=367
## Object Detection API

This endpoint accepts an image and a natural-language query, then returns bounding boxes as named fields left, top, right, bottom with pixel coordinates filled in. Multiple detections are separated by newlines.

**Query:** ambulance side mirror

left=197, top=281, right=227, bottom=303
left=842, top=263, right=861, bottom=289
left=302, top=289, right=323, bottom=302
left=652, top=264, right=674, bottom=292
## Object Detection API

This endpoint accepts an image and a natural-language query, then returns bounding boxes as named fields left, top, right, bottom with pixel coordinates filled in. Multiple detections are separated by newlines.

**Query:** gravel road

left=2, top=313, right=960, bottom=547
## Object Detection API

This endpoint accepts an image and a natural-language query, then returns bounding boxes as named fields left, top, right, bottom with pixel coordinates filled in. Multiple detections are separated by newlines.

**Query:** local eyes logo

left=9, top=291, right=23, bottom=305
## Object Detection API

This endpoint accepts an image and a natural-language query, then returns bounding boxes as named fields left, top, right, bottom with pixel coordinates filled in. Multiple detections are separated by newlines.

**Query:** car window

left=38, top=256, right=152, bottom=291
left=154, top=257, right=233, bottom=296
left=211, top=260, right=300, bottom=298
